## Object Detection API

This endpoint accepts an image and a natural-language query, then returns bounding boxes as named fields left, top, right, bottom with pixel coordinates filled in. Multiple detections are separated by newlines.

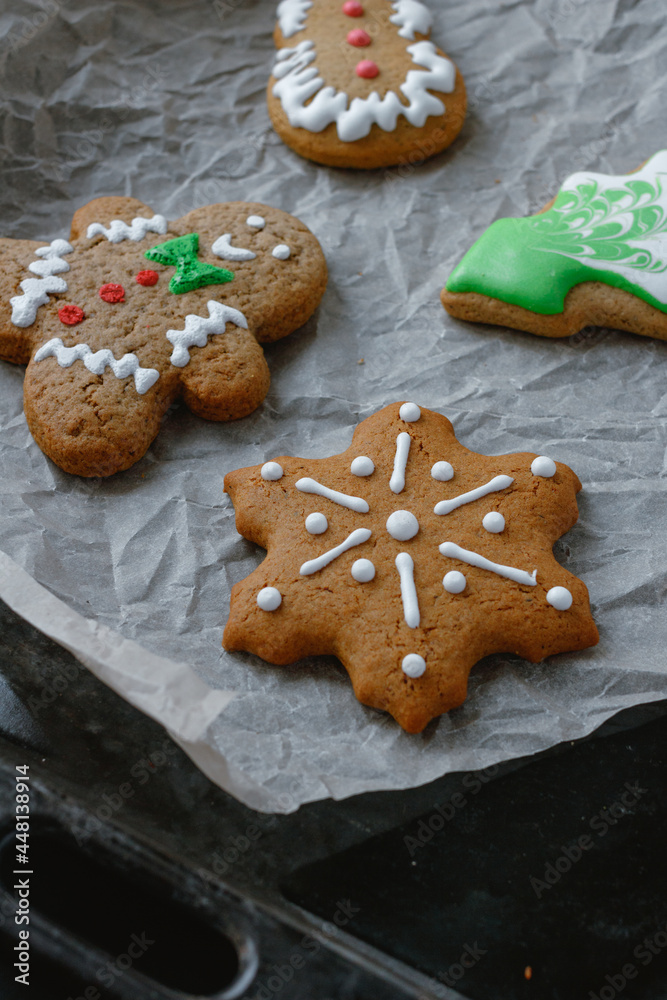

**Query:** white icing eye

left=212, top=234, right=256, bottom=261
left=351, top=456, right=374, bottom=476
left=305, top=512, right=328, bottom=534
left=272, top=244, right=291, bottom=260
left=402, top=654, right=426, bottom=678
left=482, top=512, right=505, bottom=534
left=431, top=461, right=454, bottom=482
left=443, top=571, right=466, bottom=594
left=531, top=456, right=557, bottom=478
left=257, top=586, right=282, bottom=611
left=386, top=510, right=419, bottom=541
left=546, top=586, right=573, bottom=611
left=399, top=402, right=421, bottom=422
left=246, top=215, right=265, bottom=229
left=351, top=558, right=375, bottom=583
left=261, top=461, right=283, bottom=481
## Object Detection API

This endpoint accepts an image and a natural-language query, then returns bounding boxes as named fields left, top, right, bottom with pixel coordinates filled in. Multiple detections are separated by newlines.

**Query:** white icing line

left=277, top=0, right=312, bottom=37
left=211, top=234, right=256, bottom=262
left=10, top=239, right=73, bottom=328
left=434, top=475, right=514, bottom=515
left=389, top=0, right=433, bottom=39
left=295, top=478, right=369, bottom=513
left=390, top=432, right=411, bottom=494
left=272, top=39, right=456, bottom=143
left=86, top=215, right=168, bottom=243
left=300, top=528, right=371, bottom=576
left=395, top=552, right=420, bottom=628
left=165, top=301, right=248, bottom=368
left=34, top=338, right=159, bottom=394
left=439, top=542, right=537, bottom=587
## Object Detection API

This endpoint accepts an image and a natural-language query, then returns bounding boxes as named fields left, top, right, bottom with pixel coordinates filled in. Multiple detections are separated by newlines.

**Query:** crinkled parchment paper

left=0, top=0, right=666, bottom=811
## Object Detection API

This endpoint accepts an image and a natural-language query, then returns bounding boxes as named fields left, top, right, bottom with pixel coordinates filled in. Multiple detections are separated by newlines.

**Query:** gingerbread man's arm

left=0, top=237, right=59, bottom=364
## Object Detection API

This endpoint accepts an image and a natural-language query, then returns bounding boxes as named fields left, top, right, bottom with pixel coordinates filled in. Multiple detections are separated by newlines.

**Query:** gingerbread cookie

left=223, top=403, right=598, bottom=733
left=442, top=150, right=667, bottom=341
left=268, top=0, right=467, bottom=169
left=0, top=196, right=327, bottom=476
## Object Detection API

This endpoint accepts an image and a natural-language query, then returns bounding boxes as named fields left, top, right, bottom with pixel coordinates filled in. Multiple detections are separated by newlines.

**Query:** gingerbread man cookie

left=442, top=150, right=667, bottom=341
left=0, top=197, right=327, bottom=476
left=268, top=0, right=467, bottom=168
left=223, top=403, right=598, bottom=733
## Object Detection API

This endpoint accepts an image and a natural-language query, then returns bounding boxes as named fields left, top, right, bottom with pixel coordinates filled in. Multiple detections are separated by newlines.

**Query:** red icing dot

left=342, top=0, right=363, bottom=14
left=136, top=269, right=159, bottom=286
left=347, top=28, right=371, bottom=46
left=98, top=282, right=125, bottom=303
left=58, top=305, right=85, bottom=326
left=356, top=59, right=379, bottom=78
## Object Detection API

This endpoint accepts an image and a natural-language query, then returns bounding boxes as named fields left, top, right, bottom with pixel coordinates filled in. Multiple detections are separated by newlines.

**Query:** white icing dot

left=257, top=586, right=282, bottom=611
left=386, top=510, right=419, bottom=541
left=351, top=558, right=375, bottom=583
left=482, top=511, right=505, bottom=534
left=351, top=455, right=375, bottom=477
left=261, top=461, right=283, bottom=481
left=531, top=456, right=557, bottom=478
left=305, top=512, right=328, bottom=534
left=443, top=570, right=466, bottom=594
left=431, top=461, right=454, bottom=482
left=246, top=215, right=265, bottom=229
left=402, top=654, right=426, bottom=679
left=546, top=586, right=573, bottom=611
left=272, top=244, right=291, bottom=260
left=399, top=402, right=421, bottom=422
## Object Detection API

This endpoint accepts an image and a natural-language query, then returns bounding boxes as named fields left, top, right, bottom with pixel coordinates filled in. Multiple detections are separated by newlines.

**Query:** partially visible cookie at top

left=0, top=196, right=327, bottom=476
left=223, top=402, right=598, bottom=733
left=442, top=150, right=667, bottom=342
left=268, top=0, right=467, bottom=169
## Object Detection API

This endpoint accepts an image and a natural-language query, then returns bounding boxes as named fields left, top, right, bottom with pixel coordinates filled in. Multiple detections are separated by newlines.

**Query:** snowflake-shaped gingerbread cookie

left=223, top=403, right=599, bottom=732
left=0, top=196, right=327, bottom=476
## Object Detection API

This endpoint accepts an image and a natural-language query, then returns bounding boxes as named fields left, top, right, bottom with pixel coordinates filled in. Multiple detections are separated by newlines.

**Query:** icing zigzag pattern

left=86, top=215, right=168, bottom=243
left=34, top=338, right=160, bottom=394
left=165, top=300, right=248, bottom=367
left=10, top=239, right=73, bottom=328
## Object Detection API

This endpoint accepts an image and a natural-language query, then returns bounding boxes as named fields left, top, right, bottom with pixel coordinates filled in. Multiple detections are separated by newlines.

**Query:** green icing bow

left=145, top=233, right=234, bottom=295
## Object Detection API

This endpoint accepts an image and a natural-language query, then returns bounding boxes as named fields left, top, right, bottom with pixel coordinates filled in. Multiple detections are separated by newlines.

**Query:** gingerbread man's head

left=0, top=196, right=327, bottom=476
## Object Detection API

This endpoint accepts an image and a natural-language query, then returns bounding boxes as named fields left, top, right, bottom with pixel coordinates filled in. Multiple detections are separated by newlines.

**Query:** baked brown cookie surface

left=268, top=0, right=467, bottom=169
left=223, top=403, right=599, bottom=733
left=442, top=151, right=667, bottom=342
left=0, top=197, right=327, bottom=476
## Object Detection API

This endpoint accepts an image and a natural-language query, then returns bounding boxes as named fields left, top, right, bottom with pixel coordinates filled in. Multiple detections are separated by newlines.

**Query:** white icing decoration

left=399, top=402, right=421, bottom=422
left=305, top=512, right=328, bottom=534
left=261, top=461, right=283, bottom=481
left=531, top=456, right=557, bottom=478
left=431, top=461, right=454, bottom=482
left=300, top=527, right=372, bottom=576
left=86, top=215, right=168, bottom=243
left=402, top=653, right=426, bottom=678
left=443, top=570, right=466, bottom=594
left=212, top=234, right=256, bottom=262
left=277, top=0, right=312, bottom=38
left=390, top=432, right=411, bottom=494
left=33, top=338, right=159, bottom=394
left=10, top=239, right=74, bottom=328
left=257, top=586, right=282, bottom=611
left=272, top=39, right=455, bottom=143
left=272, top=244, right=291, bottom=260
left=165, top=301, right=248, bottom=368
left=389, top=0, right=433, bottom=39
left=351, top=456, right=375, bottom=477
left=482, top=511, right=505, bottom=534
left=546, top=586, right=573, bottom=611
left=434, top=475, right=513, bottom=515
left=395, top=552, right=419, bottom=628
left=246, top=215, right=266, bottom=229
left=296, top=477, right=369, bottom=513
left=387, top=510, right=419, bottom=541
left=439, top=542, right=537, bottom=587
left=351, top=558, right=375, bottom=583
